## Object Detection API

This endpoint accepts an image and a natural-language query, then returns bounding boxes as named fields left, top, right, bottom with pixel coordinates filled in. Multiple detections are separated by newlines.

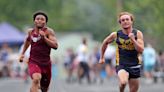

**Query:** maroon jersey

left=27, top=28, right=51, bottom=66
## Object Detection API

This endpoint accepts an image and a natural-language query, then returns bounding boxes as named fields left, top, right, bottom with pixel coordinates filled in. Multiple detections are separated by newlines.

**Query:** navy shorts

left=105, top=59, right=112, bottom=65
left=116, top=65, right=141, bottom=79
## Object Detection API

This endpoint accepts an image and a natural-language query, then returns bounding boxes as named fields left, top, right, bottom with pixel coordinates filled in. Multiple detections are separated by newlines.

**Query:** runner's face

left=119, top=15, right=133, bottom=29
left=34, top=15, right=46, bottom=29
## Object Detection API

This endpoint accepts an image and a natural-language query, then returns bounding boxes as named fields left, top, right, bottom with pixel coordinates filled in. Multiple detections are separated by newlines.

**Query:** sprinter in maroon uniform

left=19, top=11, right=58, bottom=92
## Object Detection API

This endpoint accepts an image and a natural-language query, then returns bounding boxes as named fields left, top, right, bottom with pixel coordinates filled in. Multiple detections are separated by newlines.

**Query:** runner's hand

left=99, top=58, right=105, bottom=64
left=39, top=30, right=46, bottom=37
left=128, top=33, right=135, bottom=41
left=19, top=54, right=24, bottom=62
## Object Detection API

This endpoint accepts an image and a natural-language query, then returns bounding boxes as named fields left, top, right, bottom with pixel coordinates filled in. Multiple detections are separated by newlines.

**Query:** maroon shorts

left=28, top=62, right=52, bottom=89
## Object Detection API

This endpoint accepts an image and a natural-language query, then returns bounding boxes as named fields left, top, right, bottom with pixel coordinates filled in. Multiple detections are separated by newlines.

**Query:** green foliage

left=122, top=0, right=164, bottom=50
left=0, top=0, right=163, bottom=49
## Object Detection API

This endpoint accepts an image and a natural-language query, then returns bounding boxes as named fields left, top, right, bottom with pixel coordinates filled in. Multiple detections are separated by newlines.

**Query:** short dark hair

left=33, top=11, right=48, bottom=22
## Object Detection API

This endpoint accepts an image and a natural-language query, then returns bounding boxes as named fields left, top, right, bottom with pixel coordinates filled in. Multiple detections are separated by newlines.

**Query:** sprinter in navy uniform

left=99, top=12, right=144, bottom=92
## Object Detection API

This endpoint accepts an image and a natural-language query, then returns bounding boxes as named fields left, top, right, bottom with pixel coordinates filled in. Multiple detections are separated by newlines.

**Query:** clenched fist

left=19, top=54, right=24, bottom=62
left=99, top=58, right=105, bottom=64
left=128, top=33, right=135, bottom=41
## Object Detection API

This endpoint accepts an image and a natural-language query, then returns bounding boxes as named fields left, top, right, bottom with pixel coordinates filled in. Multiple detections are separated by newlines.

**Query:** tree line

left=0, top=0, right=163, bottom=50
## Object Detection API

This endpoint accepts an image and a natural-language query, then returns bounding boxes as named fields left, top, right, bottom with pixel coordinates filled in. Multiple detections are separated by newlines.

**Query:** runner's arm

left=99, top=32, right=117, bottom=63
left=129, top=30, right=144, bottom=53
left=43, top=28, right=58, bottom=49
left=19, top=30, right=31, bottom=62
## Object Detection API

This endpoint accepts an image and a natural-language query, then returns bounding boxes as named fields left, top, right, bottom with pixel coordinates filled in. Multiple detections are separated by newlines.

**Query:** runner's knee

left=32, top=78, right=40, bottom=85
left=118, top=69, right=129, bottom=86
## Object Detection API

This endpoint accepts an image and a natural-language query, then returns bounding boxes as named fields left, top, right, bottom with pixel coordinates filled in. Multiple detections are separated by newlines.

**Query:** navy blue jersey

left=115, top=29, right=141, bottom=66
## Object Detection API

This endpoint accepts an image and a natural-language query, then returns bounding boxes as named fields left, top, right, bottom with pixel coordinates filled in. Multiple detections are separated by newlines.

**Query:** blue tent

left=0, top=22, right=25, bottom=46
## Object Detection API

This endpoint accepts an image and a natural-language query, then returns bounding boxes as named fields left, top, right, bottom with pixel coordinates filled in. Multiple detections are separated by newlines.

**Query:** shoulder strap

left=116, top=30, right=121, bottom=37
left=26, top=28, right=34, bottom=41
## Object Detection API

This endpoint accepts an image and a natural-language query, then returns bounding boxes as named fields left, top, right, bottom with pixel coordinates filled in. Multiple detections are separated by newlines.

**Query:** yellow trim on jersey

left=116, top=46, right=120, bottom=65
